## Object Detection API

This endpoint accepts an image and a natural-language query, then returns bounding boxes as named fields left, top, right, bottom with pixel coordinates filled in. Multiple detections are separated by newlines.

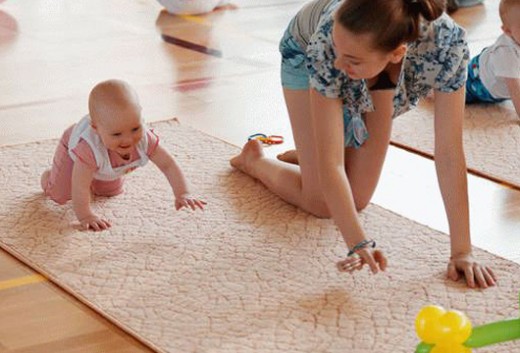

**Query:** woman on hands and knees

left=231, top=0, right=496, bottom=288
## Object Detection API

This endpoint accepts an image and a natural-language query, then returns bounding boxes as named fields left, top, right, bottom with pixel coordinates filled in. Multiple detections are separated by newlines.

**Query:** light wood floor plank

left=0, top=0, right=517, bottom=351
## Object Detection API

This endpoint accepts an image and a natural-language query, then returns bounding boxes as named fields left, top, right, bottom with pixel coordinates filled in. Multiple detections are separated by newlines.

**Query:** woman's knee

left=302, top=196, right=330, bottom=218
left=302, top=190, right=369, bottom=217
left=353, top=192, right=371, bottom=212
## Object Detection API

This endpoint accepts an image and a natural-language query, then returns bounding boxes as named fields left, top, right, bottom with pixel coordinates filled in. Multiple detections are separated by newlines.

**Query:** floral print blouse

left=306, top=1, right=470, bottom=122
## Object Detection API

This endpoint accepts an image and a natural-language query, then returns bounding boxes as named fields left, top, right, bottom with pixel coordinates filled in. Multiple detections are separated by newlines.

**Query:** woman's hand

left=337, top=249, right=387, bottom=274
left=447, top=253, right=497, bottom=288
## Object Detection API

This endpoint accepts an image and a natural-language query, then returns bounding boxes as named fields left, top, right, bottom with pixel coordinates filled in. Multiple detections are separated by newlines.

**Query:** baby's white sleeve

left=492, top=47, right=520, bottom=79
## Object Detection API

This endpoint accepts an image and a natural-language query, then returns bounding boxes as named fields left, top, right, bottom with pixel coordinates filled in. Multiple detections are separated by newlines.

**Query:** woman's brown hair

left=335, top=0, right=445, bottom=52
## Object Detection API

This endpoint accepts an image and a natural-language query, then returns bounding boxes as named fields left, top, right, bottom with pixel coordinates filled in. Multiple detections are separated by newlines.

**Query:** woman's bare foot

left=230, top=139, right=265, bottom=175
left=40, top=169, right=50, bottom=191
left=276, top=149, right=299, bottom=165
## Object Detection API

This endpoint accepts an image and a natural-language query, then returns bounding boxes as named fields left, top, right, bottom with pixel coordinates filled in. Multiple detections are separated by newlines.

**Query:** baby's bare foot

left=230, top=139, right=265, bottom=175
left=40, top=170, right=50, bottom=191
left=215, top=3, right=238, bottom=11
left=276, top=150, right=299, bottom=165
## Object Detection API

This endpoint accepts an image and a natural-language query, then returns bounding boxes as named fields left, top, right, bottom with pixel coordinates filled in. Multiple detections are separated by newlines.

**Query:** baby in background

left=156, top=0, right=235, bottom=15
left=466, top=0, right=520, bottom=116
left=41, top=79, right=205, bottom=231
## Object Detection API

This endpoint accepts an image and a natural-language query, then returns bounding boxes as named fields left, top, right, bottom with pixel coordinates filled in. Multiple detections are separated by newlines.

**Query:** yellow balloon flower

left=437, top=310, right=472, bottom=344
left=415, top=306, right=472, bottom=346
left=416, top=305, right=446, bottom=344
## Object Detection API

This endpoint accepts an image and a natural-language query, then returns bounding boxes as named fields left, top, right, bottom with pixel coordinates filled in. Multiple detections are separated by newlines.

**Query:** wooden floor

left=0, top=0, right=518, bottom=351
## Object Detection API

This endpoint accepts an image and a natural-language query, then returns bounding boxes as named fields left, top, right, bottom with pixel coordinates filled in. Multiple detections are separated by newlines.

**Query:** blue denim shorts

left=466, top=54, right=506, bottom=104
left=278, top=23, right=368, bottom=148
left=279, top=22, right=310, bottom=90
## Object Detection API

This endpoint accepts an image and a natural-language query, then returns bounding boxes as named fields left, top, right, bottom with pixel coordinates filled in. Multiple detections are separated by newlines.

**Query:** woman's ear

left=389, top=44, right=407, bottom=64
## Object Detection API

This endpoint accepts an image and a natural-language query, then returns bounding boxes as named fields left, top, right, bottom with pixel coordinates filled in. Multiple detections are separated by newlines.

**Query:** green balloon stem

left=415, top=318, right=520, bottom=352
left=465, top=318, right=520, bottom=347
left=415, top=342, right=433, bottom=353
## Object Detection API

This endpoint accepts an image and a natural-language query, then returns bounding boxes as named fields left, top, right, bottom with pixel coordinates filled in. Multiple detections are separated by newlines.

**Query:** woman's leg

left=271, top=89, right=394, bottom=211
left=344, top=89, right=394, bottom=210
left=231, top=88, right=329, bottom=217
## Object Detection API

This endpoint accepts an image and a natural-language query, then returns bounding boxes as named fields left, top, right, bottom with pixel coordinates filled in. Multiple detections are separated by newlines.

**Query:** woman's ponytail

left=404, top=0, right=445, bottom=21
left=336, top=0, right=446, bottom=52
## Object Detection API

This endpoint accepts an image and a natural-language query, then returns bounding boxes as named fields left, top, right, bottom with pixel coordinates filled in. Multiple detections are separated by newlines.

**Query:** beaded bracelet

left=247, top=133, right=284, bottom=145
left=347, top=239, right=376, bottom=257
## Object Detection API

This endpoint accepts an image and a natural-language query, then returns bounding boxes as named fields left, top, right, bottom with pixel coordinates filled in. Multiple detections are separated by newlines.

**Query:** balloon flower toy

left=415, top=293, right=520, bottom=353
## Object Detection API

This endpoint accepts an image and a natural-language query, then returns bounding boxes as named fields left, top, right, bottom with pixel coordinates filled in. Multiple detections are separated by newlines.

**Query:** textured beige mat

left=392, top=101, right=520, bottom=186
left=0, top=120, right=518, bottom=353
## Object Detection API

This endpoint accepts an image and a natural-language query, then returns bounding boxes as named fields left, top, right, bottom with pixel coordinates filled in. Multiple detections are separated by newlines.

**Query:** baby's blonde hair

left=499, top=0, right=520, bottom=25
left=88, top=79, right=140, bottom=125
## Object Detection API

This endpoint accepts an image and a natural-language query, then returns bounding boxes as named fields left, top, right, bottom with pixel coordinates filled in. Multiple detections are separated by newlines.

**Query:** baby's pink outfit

left=43, top=115, right=159, bottom=204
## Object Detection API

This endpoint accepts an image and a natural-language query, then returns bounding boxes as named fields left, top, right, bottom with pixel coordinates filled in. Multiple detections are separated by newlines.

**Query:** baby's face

left=503, top=6, right=520, bottom=45
left=94, top=105, right=144, bottom=157
left=509, top=24, right=520, bottom=46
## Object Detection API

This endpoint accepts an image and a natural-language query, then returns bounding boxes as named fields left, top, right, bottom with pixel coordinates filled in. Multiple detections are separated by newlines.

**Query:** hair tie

left=405, top=0, right=421, bottom=12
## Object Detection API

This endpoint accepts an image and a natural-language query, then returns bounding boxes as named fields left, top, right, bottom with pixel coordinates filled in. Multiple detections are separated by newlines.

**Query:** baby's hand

left=175, top=194, right=207, bottom=211
left=79, top=215, right=111, bottom=232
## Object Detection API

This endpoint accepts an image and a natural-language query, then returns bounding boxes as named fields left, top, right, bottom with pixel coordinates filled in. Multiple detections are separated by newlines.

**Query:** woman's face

left=332, top=23, right=406, bottom=80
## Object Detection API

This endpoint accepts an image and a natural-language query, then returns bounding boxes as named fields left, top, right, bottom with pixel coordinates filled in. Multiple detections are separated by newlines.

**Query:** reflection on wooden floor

left=0, top=0, right=518, bottom=351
